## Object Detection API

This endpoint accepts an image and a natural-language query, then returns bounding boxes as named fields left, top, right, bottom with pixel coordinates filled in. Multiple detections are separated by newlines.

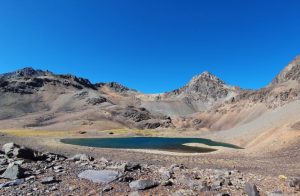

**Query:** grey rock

left=129, top=179, right=159, bottom=191
left=69, top=154, right=94, bottom=162
left=128, top=191, right=141, bottom=196
left=2, top=143, right=16, bottom=157
left=78, top=170, right=120, bottom=184
left=1, top=163, right=25, bottom=180
left=159, top=167, right=172, bottom=180
left=2, top=143, right=35, bottom=160
left=288, top=177, right=300, bottom=189
left=0, top=178, right=25, bottom=188
left=13, top=160, right=25, bottom=165
left=172, top=189, right=195, bottom=196
left=41, top=176, right=57, bottom=184
left=53, top=165, right=63, bottom=170
left=121, top=162, right=141, bottom=172
left=211, top=179, right=224, bottom=191
left=102, top=185, right=113, bottom=192
left=0, top=158, right=7, bottom=166
left=268, top=191, right=283, bottom=196
left=244, top=183, right=260, bottom=196
left=25, top=175, right=36, bottom=181
left=178, top=176, right=208, bottom=191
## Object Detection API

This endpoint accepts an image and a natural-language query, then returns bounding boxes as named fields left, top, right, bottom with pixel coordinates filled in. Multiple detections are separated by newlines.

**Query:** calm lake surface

left=61, top=137, right=240, bottom=153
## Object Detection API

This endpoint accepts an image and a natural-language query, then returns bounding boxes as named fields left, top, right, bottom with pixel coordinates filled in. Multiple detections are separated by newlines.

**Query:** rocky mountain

left=137, top=71, right=239, bottom=116
left=270, top=56, right=300, bottom=85
left=95, top=82, right=137, bottom=94
left=0, top=67, right=173, bottom=130
left=1, top=56, right=300, bottom=132
left=176, top=56, right=300, bottom=131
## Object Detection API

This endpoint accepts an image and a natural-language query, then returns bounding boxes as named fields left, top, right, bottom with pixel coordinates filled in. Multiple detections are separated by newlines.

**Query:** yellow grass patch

left=0, top=129, right=74, bottom=138
left=101, top=129, right=186, bottom=136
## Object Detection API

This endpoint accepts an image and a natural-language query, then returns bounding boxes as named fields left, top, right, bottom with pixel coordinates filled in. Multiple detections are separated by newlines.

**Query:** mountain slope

left=0, top=67, right=173, bottom=130
left=177, top=56, right=300, bottom=132
left=137, top=72, right=239, bottom=116
left=1, top=56, right=300, bottom=136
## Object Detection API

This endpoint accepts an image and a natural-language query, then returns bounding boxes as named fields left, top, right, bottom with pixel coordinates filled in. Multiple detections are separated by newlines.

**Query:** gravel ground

left=0, top=134, right=299, bottom=195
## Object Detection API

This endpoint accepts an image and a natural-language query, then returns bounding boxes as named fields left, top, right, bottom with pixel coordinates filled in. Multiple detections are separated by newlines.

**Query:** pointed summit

left=166, top=70, right=236, bottom=103
left=0, top=67, right=48, bottom=79
left=271, top=55, right=300, bottom=85
left=188, top=71, right=225, bottom=88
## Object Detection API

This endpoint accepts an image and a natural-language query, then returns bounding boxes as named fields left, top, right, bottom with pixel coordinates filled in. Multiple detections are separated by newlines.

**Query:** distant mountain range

left=0, top=56, right=300, bottom=136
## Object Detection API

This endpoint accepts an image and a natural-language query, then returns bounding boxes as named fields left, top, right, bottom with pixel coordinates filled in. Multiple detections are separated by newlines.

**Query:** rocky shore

left=0, top=143, right=299, bottom=196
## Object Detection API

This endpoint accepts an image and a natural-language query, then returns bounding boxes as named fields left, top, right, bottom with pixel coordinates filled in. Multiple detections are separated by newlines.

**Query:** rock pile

left=0, top=143, right=298, bottom=195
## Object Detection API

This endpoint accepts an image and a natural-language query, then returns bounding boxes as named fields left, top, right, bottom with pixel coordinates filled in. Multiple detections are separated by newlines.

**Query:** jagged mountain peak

left=95, top=82, right=137, bottom=93
left=188, top=71, right=225, bottom=86
left=271, top=55, right=300, bottom=85
left=0, top=67, right=49, bottom=79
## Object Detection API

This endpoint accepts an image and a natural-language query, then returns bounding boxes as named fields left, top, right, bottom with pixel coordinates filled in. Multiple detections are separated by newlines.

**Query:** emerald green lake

left=61, top=137, right=240, bottom=153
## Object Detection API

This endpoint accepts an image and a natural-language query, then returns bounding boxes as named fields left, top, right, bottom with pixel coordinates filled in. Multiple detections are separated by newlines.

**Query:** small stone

left=68, top=154, right=94, bottom=162
left=159, top=167, right=172, bottom=181
left=100, top=157, right=109, bottom=163
left=161, top=180, right=173, bottom=186
left=69, top=186, right=78, bottom=191
left=288, top=177, right=300, bottom=189
left=78, top=170, right=120, bottom=184
left=244, top=183, right=260, bottom=196
left=41, top=176, right=57, bottom=184
left=128, top=191, right=140, bottom=196
left=172, top=189, right=195, bottom=196
left=129, top=179, right=159, bottom=191
left=0, top=159, right=7, bottom=166
left=102, top=185, right=113, bottom=192
left=49, top=186, right=58, bottom=191
left=25, top=176, right=36, bottom=181
left=0, top=178, right=25, bottom=188
left=121, top=162, right=141, bottom=172
left=53, top=165, right=63, bottom=170
left=268, top=191, right=283, bottom=196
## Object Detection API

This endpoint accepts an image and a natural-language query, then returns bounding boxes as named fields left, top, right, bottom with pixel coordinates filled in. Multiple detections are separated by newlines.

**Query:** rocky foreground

left=0, top=143, right=299, bottom=196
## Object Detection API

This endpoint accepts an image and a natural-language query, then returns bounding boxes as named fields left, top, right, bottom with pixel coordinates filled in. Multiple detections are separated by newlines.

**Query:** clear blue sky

left=0, top=0, right=299, bottom=93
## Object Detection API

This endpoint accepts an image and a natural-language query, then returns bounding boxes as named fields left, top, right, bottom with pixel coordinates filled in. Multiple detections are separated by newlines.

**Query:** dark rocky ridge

left=0, top=67, right=174, bottom=129
left=95, top=82, right=137, bottom=94
left=271, top=56, right=300, bottom=85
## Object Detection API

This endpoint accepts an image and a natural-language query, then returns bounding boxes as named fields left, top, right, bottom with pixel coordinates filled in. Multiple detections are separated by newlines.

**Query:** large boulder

left=2, top=143, right=35, bottom=160
left=78, top=170, right=120, bottom=184
left=1, top=163, right=25, bottom=180
left=13, top=146, right=35, bottom=160
left=2, top=143, right=16, bottom=157
left=129, top=179, right=159, bottom=191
